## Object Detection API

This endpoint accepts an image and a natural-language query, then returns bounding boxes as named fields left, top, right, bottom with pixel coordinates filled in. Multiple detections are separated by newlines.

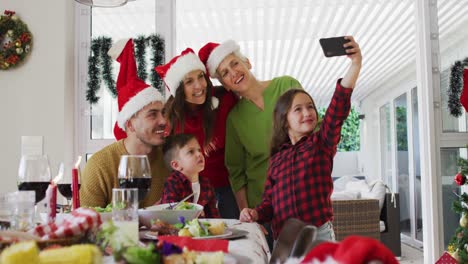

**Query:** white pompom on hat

left=198, top=40, right=240, bottom=79
left=154, top=48, right=206, bottom=96
left=107, top=38, right=164, bottom=140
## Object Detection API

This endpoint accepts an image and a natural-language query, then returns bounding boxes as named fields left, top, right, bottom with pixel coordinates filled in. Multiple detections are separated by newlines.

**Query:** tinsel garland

left=134, top=35, right=147, bottom=82
left=449, top=61, right=464, bottom=117
left=448, top=58, right=468, bottom=117
left=99, top=37, right=116, bottom=97
left=149, top=34, right=165, bottom=94
left=86, top=34, right=165, bottom=104
left=86, top=38, right=101, bottom=104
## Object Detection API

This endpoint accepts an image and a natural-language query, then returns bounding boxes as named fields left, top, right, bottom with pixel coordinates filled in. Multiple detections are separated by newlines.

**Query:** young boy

left=161, top=133, right=220, bottom=218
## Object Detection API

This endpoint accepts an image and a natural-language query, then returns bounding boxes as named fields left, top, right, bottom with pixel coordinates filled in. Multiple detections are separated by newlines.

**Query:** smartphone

left=319, top=36, right=351, bottom=57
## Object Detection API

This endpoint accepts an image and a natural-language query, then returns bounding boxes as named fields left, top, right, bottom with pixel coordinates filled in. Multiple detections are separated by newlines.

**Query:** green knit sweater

left=80, top=140, right=169, bottom=208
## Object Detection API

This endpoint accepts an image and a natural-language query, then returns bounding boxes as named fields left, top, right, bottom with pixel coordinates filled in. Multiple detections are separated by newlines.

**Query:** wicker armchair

left=332, top=199, right=381, bottom=241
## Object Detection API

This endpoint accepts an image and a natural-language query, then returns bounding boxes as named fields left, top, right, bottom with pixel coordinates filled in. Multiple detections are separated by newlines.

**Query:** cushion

left=361, top=180, right=387, bottom=210
left=331, top=190, right=361, bottom=200
left=333, top=176, right=363, bottom=192
left=345, top=180, right=370, bottom=193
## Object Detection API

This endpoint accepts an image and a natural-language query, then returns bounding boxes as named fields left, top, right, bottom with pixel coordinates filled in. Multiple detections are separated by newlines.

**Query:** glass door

left=380, top=89, right=423, bottom=247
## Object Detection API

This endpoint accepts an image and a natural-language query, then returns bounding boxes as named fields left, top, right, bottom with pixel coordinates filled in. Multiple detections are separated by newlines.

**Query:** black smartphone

left=319, top=36, right=351, bottom=57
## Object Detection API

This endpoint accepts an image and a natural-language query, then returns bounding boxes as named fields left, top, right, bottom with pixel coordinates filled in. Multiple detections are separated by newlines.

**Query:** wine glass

left=118, top=155, right=152, bottom=204
left=57, top=164, right=79, bottom=211
left=17, top=154, right=51, bottom=205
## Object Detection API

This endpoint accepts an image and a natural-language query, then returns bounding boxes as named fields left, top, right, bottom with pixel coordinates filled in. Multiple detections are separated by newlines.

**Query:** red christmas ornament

left=455, top=172, right=466, bottom=186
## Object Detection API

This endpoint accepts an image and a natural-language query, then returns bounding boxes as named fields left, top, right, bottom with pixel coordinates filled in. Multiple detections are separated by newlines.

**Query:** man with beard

left=80, top=38, right=169, bottom=208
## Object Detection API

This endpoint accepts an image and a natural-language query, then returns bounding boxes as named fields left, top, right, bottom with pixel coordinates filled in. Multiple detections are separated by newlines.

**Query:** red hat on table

left=301, top=236, right=398, bottom=264
left=108, top=38, right=164, bottom=140
left=154, top=48, right=206, bottom=96
left=198, top=40, right=240, bottom=79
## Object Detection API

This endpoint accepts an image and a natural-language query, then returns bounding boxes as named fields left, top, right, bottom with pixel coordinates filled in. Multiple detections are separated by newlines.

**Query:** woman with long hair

left=155, top=48, right=239, bottom=218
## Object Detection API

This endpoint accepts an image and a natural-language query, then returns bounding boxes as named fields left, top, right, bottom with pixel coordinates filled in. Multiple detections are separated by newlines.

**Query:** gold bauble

left=460, top=215, right=468, bottom=228
left=15, top=42, right=21, bottom=47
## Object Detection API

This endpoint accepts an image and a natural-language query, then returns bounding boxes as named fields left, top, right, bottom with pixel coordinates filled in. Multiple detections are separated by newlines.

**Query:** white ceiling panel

left=92, top=0, right=468, bottom=108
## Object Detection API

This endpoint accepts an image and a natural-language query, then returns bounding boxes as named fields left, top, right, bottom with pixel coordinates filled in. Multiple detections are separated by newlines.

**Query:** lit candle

left=45, top=182, right=57, bottom=223
left=47, top=163, right=63, bottom=223
left=72, top=156, right=82, bottom=210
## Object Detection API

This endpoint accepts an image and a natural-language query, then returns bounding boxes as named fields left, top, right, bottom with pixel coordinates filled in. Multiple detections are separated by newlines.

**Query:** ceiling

left=93, top=0, right=468, bottom=108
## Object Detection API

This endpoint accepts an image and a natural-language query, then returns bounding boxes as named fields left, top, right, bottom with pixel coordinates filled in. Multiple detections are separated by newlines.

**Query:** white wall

left=332, top=151, right=362, bottom=178
left=0, top=1, right=75, bottom=193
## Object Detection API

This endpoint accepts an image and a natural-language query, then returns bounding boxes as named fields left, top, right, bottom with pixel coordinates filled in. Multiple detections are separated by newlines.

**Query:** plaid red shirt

left=161, top=170, right=220, bottom=218
left=256, top=80, right=353, bottom=239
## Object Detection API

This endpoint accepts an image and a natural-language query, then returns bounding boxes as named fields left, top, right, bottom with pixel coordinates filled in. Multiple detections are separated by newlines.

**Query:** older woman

left=198, top=41, right=304, bottom=211
left=155, top=48, right=239, bottom=219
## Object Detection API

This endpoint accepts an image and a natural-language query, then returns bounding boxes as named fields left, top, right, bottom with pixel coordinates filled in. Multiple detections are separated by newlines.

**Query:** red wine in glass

left=119, top=178, right=151, bottom=202
left=18, top=181, right=50, bottom=204
left=58, top=183, right=81, bottom=200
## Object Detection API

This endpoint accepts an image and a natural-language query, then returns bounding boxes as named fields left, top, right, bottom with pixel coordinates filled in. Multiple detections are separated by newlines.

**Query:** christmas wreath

left=0, top=10, right=33, bottom=70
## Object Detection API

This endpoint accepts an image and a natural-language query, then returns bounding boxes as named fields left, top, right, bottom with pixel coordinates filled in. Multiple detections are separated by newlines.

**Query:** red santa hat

left=198, top=40, right=240, bottom=79
left=154, top=48, right=206, bottom=96
left=108, top=38, right=164, bottom=140
left=300, top=236, right=398, bottom=264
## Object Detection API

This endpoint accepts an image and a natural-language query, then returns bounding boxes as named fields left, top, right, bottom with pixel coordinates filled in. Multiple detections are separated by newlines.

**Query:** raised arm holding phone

left=239, top=36, right=362, bottom=242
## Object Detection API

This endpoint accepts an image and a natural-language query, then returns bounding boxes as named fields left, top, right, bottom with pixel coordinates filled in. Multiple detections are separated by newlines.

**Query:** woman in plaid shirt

left=240, top=36, right=362, bottom=241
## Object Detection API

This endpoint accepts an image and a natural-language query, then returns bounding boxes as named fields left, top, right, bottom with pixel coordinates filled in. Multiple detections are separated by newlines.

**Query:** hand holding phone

left=319, top=36, right=352, bottom=57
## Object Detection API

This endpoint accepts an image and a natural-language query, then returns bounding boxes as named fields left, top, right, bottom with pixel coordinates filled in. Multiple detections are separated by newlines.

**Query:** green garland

left=0, top=10, right=33, bottom=70
left=86, top=34, right=165, bottom=104
left=449, top=58, right=468, bottom=117
left=134, top=35, right=147, bottom=82
left=148, top=34, right=165, bottom=95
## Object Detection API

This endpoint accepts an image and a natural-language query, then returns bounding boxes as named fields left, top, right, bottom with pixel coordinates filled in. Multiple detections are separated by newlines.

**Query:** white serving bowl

left=138, top=203, right=203, bottom=227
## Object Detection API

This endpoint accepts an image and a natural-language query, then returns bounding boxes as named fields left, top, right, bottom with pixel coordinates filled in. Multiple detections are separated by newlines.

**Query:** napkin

left=30, top=208, right=102, bottom=240
left=158, top=236, right=229, bottom=253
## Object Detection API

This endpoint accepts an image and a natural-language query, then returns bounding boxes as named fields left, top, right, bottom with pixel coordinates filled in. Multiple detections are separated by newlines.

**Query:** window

left=76, top=1, right=157, bottom=159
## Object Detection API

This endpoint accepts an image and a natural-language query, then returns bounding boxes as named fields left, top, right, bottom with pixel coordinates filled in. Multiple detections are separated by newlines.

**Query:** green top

left=80, top=140, right=169, bottom=208
left=225, top=76, right=302, bottom=207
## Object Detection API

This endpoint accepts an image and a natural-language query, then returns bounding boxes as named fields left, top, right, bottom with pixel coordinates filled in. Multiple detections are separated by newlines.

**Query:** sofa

left=331, top=176, right=401, bottom=257
left=332, top=198, right=381, bottom=241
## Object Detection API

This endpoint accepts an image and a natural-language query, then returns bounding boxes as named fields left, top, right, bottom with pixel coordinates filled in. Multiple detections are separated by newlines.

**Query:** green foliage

left=318, top=106, right=360, bottom=152
left=395, top=106, right=408, bottom=151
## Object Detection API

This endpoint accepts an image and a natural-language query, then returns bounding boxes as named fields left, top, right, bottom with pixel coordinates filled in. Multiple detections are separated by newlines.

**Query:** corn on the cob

left=38, top=244, right=102, bottom=264
left=0, top=241, right=40, bottom=264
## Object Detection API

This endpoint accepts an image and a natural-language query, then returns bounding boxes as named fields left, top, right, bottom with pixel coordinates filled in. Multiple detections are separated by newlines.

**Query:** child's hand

left=239, top=208, right=258, bottom=222
left=344, top=36, right=362, bottom=66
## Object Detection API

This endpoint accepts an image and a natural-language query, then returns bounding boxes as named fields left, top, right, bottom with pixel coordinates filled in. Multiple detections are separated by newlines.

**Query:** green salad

left=89, top=203, right=113, bottom=213
left=173, top=202, right=195, bottom=210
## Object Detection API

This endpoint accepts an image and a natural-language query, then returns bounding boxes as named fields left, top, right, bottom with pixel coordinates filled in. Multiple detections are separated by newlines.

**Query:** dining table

left=102, top=218, right=271, bottom=264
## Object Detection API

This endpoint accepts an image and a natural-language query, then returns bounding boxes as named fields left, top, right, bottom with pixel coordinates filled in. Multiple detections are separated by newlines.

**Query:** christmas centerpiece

left=0, top=10, right=32, bottom=70
left=448, top=147, right=468, bottom=262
